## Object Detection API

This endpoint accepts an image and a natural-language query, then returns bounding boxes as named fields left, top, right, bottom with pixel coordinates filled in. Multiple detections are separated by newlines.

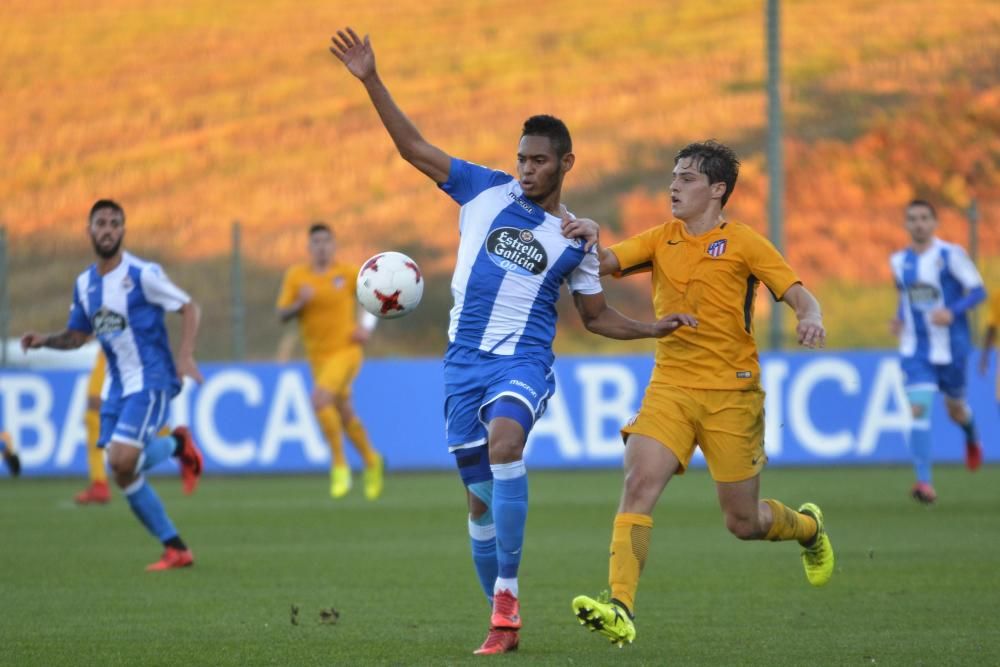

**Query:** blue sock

left=910, top=424, right=933, bottom=484
left=491, top=460, right=528, bottom=583
left=140, top=435, right=176, bottom=472
left=469, top=520, right=498, bottom=604
left=124, top=476, right=178, bottom=543
left=959, top=416, right=978, bottom=444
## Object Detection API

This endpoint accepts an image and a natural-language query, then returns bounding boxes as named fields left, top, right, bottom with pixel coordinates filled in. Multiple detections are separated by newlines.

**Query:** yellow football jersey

left=610, top=219, right=800, bottom=390
left=989, top=290, right=1000, bottom=398
left=277, top=263, right=360, bottom=362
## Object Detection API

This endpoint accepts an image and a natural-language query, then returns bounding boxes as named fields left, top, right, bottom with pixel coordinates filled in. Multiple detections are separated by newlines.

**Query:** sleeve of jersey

left=747, top=232, right=800, bottom=300
left=989, top=293, right=1000, bottom=327
left=66, top=284, right=93, bottom=334
left=140, top=265, right=191, bottom=312
left=437, top=157, right=514, bottom=206
left=947, top=246, right=985, bottom=289
left=276, top=269, right=299, bottom=309
left=567, top=250, right=603, bottom=295
left=608, top=228, right=658, bottom=278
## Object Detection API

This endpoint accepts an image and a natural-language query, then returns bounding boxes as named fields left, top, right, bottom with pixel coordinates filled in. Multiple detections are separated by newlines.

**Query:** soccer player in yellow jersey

left=0, top=430, right=20, bottom=477
left=979, top=289, right=1000, bottom=407
left=564, top=141, right=835, bottom=646
left=277, top=222, right=384, bottom=500
left=75, top=350, right=112, bottom=504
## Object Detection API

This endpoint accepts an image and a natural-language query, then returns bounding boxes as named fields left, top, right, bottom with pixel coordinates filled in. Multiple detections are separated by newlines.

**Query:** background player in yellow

left=277, top=222, right=383, bottom=500
left=563, top=141, right=834, bottom=647
left=74, top=349, right=111, bottom=504
left=979, top=289, right=1000, bottom=407
left=0, top=430, right=20, bottom=477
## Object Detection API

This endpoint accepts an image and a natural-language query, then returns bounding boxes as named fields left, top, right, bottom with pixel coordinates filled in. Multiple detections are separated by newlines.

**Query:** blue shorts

left=900, top=355, right=966, bottom=399
left=98, top=390, right=172, bottom=449
left=443, top=344, right=555, bottom=455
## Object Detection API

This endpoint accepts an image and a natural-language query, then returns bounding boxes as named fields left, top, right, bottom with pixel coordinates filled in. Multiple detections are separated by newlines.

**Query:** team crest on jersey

left=486, top=227, right=548, bottom=276
left=333, top=276, right=345, bottom=288
left=92, top=306, right=127, bottom=338
left=121, top=275, right=134, bottom=292
left=707, top=239, right=728, bottom=258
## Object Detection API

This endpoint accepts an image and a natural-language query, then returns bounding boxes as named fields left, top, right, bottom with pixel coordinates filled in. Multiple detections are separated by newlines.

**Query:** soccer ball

left=356, top=251, right=424, bottom=319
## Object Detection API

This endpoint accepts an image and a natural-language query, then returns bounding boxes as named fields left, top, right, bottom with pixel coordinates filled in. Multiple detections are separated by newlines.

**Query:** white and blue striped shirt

left=439, top=158, right=601, bottom=361
left=890, top=238, right=985, bottom=364
left=67, top=252, right=190, bottom=400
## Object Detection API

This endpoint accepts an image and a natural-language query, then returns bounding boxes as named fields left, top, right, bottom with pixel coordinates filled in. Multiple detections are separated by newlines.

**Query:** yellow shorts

left=311, top=346, right=363, bottom=398
left=621, top=378, right=766, bottom=483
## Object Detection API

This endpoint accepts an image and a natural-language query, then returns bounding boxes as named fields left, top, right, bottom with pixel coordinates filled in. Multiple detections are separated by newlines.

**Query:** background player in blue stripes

left=330, top=27, right=696, bottom=655
left=21, top=199, right=206, bottom=570
left=890, top=199, right=986, bottom=504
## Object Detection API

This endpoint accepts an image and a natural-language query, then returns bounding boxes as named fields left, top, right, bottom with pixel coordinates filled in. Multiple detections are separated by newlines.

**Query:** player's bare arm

left=176, top=301, right=203, bottom=383
left=979, top=324, right=996, bottom=375
left=783, top=283, right=826, bottom=349
left=329, top=27, right=451, bottom=184
left=559, top=213, right=620, bottom=276
left=277, top=285, right=314, bottom=323
left=20, top=329, right=89, bottom=351
left=573, top=292, right=696, bottom=340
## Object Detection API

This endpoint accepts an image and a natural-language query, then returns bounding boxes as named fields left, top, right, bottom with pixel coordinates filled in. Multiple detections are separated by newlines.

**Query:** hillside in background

left=3, top=0, right=999, bottom=359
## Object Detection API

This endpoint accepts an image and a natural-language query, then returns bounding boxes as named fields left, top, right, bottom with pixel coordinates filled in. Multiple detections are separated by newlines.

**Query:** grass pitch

left=1, top=466, right=998, bottom=666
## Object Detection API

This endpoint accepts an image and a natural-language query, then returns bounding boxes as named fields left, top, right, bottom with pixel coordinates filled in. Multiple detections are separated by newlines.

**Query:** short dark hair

left=674, top=141, right=740, bottom=208
left=906, top=199, right=937, bottom=219
left=521, top=115, right=572, bottom=158
left=89, top=199, right=125, bottom=223
left=309, top=222, right=333, bottom=236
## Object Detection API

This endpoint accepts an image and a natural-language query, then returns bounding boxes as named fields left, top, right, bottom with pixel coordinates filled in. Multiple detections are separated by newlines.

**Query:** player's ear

left=710, top=180, right=727, bottom=201
left=561, top=152, right=575, bottom=174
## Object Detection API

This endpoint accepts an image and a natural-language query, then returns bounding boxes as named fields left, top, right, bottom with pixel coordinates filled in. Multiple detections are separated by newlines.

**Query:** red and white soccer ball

left=356, top=251, right=424, bottom=319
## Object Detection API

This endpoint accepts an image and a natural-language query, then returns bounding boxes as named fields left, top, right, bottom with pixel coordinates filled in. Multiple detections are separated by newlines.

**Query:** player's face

left=670, top=158, right=725, bottom=221
left=517, top=135, right=572, bottom=202
left=309, top=230, right=334, bottom=265
left=88, top=208, right=125, bottom=260
left=904, top=205, right=937, bottom=244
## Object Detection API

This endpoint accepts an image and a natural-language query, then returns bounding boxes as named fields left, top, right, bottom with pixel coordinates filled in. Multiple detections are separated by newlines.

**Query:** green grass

left=1, top=466, right=998, bottom=665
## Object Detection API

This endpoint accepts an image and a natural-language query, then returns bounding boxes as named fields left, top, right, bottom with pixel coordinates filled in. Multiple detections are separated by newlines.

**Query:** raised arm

left=573, top=292, right=696, bottom=340
left=330, top=28, right=451, bottom=184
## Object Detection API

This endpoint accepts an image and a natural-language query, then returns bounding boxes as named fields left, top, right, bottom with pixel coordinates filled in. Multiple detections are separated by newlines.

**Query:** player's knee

left=333, top=397, right=354, bottom=421
left=725, top=512, right=761, bottom=540
left=488, top=434, right=524, bottom=464
left=910, top=403, right=926, bottom=419
left=311, top=389, right=332, bottom=411
left=622, top=467, right=659, bottom=508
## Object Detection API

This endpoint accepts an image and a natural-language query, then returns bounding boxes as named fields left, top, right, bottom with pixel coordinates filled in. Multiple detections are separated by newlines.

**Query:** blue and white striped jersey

left=439, top=158, right=601, bottom=362
left=67, top=252, right=190, bottom=400
left=890, top=238, right=984, bottom=364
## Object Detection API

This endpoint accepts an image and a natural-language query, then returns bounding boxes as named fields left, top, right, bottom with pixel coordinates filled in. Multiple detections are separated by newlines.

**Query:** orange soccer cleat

left=965, top=441, right=983, bottom=472
left=490, top=589, right=521, bottom=630
left=473, top=627, right=519, bottom=655
left=74, top=480, right=111, bottom=505
left=173, top=426, right=203, bottom=495
left=145, top=547, right=194, bottom=572
left=911, top=482, right=937, bottom=504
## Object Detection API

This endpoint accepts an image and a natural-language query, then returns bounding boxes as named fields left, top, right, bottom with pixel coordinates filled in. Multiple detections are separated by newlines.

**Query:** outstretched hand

left=330, top=28, right=375, bottom=80
left=797, top=316, right=826, bottom=349
left=559, top=205, right=600, bottom=252
left=652, top=313, right=698, bottom=337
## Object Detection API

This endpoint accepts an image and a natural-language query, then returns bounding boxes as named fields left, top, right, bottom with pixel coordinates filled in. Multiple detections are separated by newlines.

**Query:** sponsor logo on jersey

left=507, top=192, right=534, bottom=214
left=707, top=239, right=728, bottom=258
left=907, top=282, right=940, bottom=310
left=92, top=306, right=127, bottom=338
left=486, top=227, right=548, bottom=276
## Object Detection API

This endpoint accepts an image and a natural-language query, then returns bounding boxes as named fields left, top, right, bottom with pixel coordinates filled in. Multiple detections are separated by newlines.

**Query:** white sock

left=494, top=577, right=518, bottom=597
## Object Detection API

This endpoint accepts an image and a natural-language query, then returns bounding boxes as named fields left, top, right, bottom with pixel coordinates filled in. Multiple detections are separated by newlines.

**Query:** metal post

left=766, top=0, right=785, bottom=349
left=0, top=226, right=8, bottom=367
left=231, top=220, right=245, bottom=360
left=968, top=198, right=980, bottom=342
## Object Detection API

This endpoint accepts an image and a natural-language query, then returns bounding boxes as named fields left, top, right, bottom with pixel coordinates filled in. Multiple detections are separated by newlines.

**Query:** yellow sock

left=609, top=513, right=653, bottom=615
left=84, top=409, right=107, bottom=484
left=316, top=407, right=346, bottom=467
left=763, top=499, right=817, bottom=544
left=344, top=417, right=378, bottom=468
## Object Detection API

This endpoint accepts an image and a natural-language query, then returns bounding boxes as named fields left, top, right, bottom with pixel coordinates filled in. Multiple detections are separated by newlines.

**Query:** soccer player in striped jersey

left=21, top=199, right=206, bottom=570
left=890, top=199, right=986, bottom=503
left=330, top=28, right=694, bottom=655
left=563, top=141, right=834, bottom=647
